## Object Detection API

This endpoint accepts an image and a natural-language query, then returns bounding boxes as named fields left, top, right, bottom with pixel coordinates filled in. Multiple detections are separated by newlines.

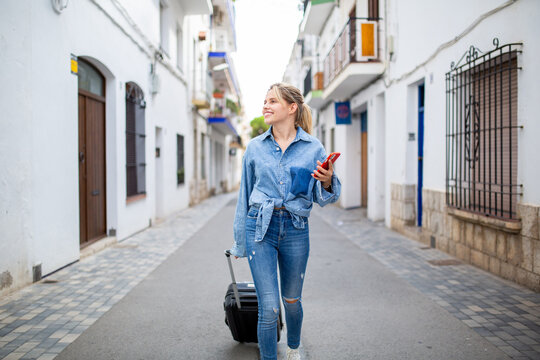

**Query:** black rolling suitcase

left=224, top=250, right=282, bottom=343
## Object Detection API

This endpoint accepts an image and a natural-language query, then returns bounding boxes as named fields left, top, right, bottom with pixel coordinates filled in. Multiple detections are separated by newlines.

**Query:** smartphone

left=321, top=152, right=341, bottom=170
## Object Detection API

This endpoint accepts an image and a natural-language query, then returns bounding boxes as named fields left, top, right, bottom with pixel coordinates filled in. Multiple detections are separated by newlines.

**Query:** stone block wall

left=422, top=188, right=540, bottom=292
left=189, top=179, right=209, bottom=206
left=390, top=183, right=417, bottom=230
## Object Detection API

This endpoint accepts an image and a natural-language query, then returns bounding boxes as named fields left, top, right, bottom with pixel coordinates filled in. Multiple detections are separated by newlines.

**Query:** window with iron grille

left=177, top=134, right=185, bottom=185
left=445, top=40, right=522, bottom=220
left=126, top=82, right=146, bottom=197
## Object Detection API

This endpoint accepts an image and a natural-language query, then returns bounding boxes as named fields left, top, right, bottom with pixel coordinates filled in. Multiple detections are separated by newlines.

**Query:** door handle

left=79, top=152, right=85, bottom=163
left=91, top=190, right=100, bottom=196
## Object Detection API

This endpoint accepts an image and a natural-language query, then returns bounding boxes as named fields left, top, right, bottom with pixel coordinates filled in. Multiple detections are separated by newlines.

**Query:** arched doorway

left=78, top=59, right=107, bottom=247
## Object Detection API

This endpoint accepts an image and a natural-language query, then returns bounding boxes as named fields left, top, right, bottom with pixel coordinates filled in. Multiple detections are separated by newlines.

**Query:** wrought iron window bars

left=445, top=38, right=523, bottom=220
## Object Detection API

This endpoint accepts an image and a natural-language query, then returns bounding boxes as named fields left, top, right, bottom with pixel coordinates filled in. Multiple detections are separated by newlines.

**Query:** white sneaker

left=286, top=347, right=301, bottom=360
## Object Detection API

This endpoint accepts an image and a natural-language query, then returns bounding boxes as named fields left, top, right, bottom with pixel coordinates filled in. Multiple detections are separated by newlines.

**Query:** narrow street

left=1, top=193, right=539, bottom=359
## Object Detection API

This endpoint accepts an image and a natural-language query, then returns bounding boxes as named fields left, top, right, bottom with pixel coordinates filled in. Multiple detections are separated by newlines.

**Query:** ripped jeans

left=245, top=206, right=310, bottom=360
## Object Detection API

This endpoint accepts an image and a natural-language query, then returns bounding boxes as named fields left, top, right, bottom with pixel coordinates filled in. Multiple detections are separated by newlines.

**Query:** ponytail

left=296, top=103, right=312, bottom=134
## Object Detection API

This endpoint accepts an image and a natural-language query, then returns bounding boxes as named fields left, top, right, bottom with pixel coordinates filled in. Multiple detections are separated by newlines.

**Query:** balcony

left=208, top=52, right=239, bottom=97
left=207, top=88, right=240, bottom=136
left=301, top=0, right=336, bottom=36
left=180, top=0, right=212, bottom=15
left=322, top=18, right=385, bottom=100
left=192, top=72, right=212, bottom=110
left=208, top=98, right=239, bottom=136
left=212, top=0, right=237, bottom=52
left=300, top=38, right=317, bottom=65
left=304, top=67, right=325, bottom=109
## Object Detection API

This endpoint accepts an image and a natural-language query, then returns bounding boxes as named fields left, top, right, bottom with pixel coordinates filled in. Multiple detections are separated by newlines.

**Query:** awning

left=208, top=117, right=238, bottom=136
left=180, top=0, right=212, bottom=15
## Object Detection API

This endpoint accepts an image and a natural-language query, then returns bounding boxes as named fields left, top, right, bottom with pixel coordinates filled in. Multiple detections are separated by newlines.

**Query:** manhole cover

left=428, top=259, right=462, bottom=266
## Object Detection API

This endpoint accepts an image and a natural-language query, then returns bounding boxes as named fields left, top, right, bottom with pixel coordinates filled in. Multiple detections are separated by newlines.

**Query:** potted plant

left=213, top=89, right=224, bottom=98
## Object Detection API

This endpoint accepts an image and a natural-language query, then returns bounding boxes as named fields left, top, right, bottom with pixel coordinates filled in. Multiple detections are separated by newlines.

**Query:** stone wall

left=390, top=183, right=417, bottom=230
left=189, top=179, right=209, bottom=206
left=421, top=188, right=540, bottom=292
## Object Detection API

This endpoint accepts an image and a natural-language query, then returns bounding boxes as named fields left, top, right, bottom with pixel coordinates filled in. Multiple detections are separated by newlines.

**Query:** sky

left=231, top=0, right=304, bottom=122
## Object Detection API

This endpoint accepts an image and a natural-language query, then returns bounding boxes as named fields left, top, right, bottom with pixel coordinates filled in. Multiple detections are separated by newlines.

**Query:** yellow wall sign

left=71, top=54, right=78, bottom=74
left=361, top=23, right=375, bottom=57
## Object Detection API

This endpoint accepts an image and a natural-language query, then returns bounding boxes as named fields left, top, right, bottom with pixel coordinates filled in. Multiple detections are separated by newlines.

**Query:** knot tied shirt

left=231, top=126, right=341, bottom=258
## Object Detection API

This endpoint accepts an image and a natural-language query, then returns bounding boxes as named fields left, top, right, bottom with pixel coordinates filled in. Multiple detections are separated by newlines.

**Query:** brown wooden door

left=78, top=90, right=106, bottom=246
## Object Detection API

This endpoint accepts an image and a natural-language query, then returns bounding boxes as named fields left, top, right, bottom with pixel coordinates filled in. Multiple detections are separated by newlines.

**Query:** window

left=446, top=41, right=522, bottom=219
left=368, top=0, right=379, bottom=19
left=159, top=1, right=169, bottom=56
left=177, top=134, right=185, bottom=185
left=78, top=61, right=104, bottom=96
left=126, top=82, right=146, bottom=198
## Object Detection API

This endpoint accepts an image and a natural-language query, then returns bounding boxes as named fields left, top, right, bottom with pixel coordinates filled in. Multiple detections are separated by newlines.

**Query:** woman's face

left=262, top=88, right=295, bottom=126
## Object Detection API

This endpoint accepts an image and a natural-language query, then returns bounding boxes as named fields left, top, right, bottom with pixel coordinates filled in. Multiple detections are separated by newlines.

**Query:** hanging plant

left=226, top=98, right=239, bottom=114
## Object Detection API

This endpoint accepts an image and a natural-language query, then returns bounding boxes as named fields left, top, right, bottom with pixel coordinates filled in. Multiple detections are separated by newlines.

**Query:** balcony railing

left=192, top=71, right=212, bottom=109
left=323, top=17, right=379, bottom=88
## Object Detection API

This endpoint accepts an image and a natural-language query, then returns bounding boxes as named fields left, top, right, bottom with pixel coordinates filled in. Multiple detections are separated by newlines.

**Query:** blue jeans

left=245, top=206, right=310, bottom=360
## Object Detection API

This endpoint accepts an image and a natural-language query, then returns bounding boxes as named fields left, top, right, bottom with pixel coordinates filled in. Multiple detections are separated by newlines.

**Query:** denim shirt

left=230, top=126, right=341, bottom=258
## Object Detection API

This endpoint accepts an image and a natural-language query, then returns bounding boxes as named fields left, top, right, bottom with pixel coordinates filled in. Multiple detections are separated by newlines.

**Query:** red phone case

left=321, top=152, right=341, bottom=170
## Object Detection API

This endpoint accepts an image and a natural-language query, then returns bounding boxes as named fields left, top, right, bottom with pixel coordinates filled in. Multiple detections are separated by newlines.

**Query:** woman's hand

left=312, top=159, right=333, bottom=190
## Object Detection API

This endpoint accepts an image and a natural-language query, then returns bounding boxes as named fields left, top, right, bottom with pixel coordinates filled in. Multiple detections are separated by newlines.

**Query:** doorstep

left=80, top=236, right=117, bottom=259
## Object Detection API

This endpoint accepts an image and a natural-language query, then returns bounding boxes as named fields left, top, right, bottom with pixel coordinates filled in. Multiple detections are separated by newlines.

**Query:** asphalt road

left=56, top=200, right=509, bottom=359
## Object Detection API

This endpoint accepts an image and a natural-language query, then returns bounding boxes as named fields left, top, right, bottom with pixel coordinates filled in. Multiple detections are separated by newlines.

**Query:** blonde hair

left=269, top=83, right=312, bottom=134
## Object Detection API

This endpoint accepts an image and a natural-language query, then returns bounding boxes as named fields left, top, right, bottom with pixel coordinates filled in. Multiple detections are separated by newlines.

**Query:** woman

left=230, top=83, right=341, bottom=360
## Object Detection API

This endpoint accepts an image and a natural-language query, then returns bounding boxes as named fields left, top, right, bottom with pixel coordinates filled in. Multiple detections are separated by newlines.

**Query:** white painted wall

left=290, top=0, right=540, bottom=230
left=367, top=93, right=386, bottom=221
left=0, top=0, right=207, bottom=296
left=1, top=1, right=34, bottom=293
left=372, top=0, right=540, bottom=222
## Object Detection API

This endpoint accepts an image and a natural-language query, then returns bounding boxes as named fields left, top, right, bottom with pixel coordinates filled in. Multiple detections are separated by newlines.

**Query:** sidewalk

left=0, top=196, right=538, bottom=359
left=0, top=193, right=237, bottom=360
left=312, top=204, right=540, bottom=360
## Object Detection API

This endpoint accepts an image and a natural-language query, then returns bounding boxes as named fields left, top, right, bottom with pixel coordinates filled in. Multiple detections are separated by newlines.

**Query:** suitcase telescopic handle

left=224, top=250, right=242, bottom=309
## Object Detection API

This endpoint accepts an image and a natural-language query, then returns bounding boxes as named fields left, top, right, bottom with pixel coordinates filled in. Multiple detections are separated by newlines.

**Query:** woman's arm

left=230, top=151, right=254, bottom=257
left=312, top=150, right=341, bottom=206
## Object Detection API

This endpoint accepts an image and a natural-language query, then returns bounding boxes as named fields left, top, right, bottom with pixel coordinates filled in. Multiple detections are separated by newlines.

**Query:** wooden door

left=78, top=60, right=106, bottom=247
left=361, top=111, right=368, bottom=207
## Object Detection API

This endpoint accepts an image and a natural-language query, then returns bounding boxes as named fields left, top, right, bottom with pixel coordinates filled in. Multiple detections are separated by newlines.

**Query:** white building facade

left=190, top=0, right=243, bottom=204
left=287, top=0, right=540, bottom=291
left=0, top=0, right=243, bottom=297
